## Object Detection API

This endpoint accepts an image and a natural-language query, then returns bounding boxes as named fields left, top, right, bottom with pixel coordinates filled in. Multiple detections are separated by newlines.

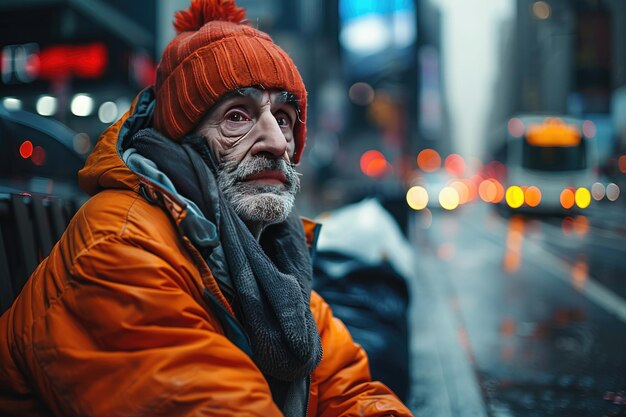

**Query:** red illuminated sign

left=34, top=43, right=108, bottom=80
left=1, top=42, right=107, bottom=83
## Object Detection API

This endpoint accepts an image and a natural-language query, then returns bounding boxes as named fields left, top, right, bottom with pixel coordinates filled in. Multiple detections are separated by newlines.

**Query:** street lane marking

left=524, top=241, right=626, bottom=324
left=463, top=205, right=626, bottom=325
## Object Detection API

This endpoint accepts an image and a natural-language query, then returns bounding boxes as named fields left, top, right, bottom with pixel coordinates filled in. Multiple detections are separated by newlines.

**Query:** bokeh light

left=618, top=155, right=626, bottom=174
left=483, top=160, right=507, bottom=180
left=73, top=133, right=92, bottom=154
left=360, top=150, right=389, bottom=177
left=406, top=186, right=429, bottom=210
left=417, top=149, right=441, bottom=172
left=532, top=1, right=551, bottom=20
left=465, top=179, right=478, bottom=202
left=70, top=93, right=94, bottom=117
left=575, top=187, right=591, bottom=209
left=493, top=180, right=505, bottom=203
left=2, top=97, right=22, bottom=111
left=582, top=120, right=596, bottom=138
left=98, top=101, right=118, bottom=124
left=31, top=146, right=46, bottom=166
left=479, top=179, right=497, bottom=203
left=444, top=154, right=465, bottom=177
left=606, top=183, right=620, bottom=201
left=450, top=180, right=470, bottom=204
left=36, top=95, right=57, bottom=116
left=560, top=188, right=575, bottom=209
left=348, top=82, right=375, bottom=106
left=505, top=186, right=524, bottom=208
left=19, top=140, right=33, bottom=159
left=439, top=186, right=460, bottom=210
left=591, top=182, right=605, bottom=200
left=507, top=117, right=525, bottom=137
left=524, top=186, right=542, bottom=207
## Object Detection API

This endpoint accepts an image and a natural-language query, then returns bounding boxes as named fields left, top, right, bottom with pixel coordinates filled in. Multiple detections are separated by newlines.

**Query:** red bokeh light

left=360, top=150, right=388, bottom=177
left=31, top=146, right=46, bottom=166
left=507, top=118, right=525, bottom=137
left=19, top=140, right=33, bottom=158
left=444, top=154, right=466, bottom=177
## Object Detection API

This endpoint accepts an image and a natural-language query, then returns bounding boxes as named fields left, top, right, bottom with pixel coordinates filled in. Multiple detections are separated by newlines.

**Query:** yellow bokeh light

left=439, top=186, right=460, bottom=210
left=575, top=187, right=591, bottom=209
left=505, top=186, right=524, bottom=208
left=406, top=186, right=429, bottom=210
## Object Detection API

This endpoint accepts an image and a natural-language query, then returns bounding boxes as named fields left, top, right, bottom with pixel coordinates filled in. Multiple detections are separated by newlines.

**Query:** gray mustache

left=234, top=157, right=297, bottom=186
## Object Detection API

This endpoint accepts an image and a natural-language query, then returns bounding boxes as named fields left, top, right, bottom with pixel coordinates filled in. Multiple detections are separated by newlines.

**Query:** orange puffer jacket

left=0, top=88, right=413, bottom=417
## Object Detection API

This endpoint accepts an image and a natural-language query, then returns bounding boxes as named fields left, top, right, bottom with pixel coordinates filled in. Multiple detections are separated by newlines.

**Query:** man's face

left=194, top=88, right=301, bottom=226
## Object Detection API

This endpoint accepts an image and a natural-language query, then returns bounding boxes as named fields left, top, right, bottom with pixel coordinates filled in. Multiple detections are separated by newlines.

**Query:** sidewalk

left=406, top=217, right=489, bottom=417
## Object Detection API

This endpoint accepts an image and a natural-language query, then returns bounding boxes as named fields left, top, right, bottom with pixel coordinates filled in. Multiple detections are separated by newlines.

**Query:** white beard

left=217, top=156, right=300, bottom=226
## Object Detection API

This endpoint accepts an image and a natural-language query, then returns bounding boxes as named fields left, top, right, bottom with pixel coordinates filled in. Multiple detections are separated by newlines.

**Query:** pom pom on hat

left=154, top=0, right=308, bottom=164
left=173, top=0, right=246, bottom=34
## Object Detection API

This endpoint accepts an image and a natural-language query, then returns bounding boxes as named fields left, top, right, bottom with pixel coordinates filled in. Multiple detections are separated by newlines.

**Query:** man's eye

left=275, top=112, right=292, bottom=127
left=226, top=111, right=249, bottom=122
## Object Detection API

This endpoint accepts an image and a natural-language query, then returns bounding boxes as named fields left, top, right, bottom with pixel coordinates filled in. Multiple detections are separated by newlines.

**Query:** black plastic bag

left=313, top=250, right=411, bottom=402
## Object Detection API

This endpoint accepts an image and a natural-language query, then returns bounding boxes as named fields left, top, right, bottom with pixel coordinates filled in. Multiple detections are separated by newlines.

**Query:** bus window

left=522, top=141, right=587, bottom=171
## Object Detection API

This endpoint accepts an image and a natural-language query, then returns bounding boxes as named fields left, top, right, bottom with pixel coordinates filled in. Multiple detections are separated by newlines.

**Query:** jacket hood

left=78, top=88, right=156, bottom=196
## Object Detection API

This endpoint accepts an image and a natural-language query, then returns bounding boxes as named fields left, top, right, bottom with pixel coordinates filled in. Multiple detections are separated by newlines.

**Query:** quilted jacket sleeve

left=28, top=235, right=282, bottom=417
left=309, top=292, right=413, bottom=417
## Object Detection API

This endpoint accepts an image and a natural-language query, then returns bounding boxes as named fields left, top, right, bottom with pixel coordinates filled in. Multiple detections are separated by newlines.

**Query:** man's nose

left=249, top=111, right=288, bottom=159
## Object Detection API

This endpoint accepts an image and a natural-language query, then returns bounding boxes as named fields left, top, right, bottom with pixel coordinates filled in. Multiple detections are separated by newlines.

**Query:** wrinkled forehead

left=218, top=87, right=300, bottom=110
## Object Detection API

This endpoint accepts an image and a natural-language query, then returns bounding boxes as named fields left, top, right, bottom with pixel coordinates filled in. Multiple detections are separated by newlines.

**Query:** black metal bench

left=0, top=192, right=81, bottom=314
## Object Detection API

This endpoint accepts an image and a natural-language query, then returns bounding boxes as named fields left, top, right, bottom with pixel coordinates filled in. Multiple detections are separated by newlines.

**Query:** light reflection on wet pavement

left=407, top=202, right=626, bottom=416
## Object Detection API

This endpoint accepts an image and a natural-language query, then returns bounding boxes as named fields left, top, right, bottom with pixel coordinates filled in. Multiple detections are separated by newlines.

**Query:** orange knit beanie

left=153, top=0, right=307, bottom=163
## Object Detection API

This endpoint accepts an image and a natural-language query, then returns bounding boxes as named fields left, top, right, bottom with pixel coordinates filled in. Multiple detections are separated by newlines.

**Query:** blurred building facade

left=0, top=0, right=157, bottom=194
left=0, top=0, right=156, bottom=148
left=1, top=0, right=447, bottom=219
left=488, top=0, right=626, bottom=168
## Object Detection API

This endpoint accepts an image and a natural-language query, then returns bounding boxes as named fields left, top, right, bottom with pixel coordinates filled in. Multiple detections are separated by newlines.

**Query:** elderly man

left=0, top=1, right=413, bottom=416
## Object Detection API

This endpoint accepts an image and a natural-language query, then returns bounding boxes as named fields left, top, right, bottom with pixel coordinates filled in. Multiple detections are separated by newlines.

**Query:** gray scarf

left=129, top=129, right=323, bottom=383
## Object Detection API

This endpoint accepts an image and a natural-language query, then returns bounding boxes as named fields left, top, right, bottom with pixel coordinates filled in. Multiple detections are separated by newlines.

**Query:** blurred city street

left=406, top=200, right=626, bottom=416
left=2, top=0, right=626, bottom=415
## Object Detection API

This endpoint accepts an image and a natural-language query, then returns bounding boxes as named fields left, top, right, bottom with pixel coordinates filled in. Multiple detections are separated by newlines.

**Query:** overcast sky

left=434, top=0, right=515, bottom=161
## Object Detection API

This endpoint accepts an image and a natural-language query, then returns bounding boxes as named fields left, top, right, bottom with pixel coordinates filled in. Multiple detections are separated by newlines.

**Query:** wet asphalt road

left=406, top=201, right=626, bottom=417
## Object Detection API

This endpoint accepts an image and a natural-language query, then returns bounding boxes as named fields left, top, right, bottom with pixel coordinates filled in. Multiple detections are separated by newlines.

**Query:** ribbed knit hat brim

left=153, top=20, right=307, bottom=164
